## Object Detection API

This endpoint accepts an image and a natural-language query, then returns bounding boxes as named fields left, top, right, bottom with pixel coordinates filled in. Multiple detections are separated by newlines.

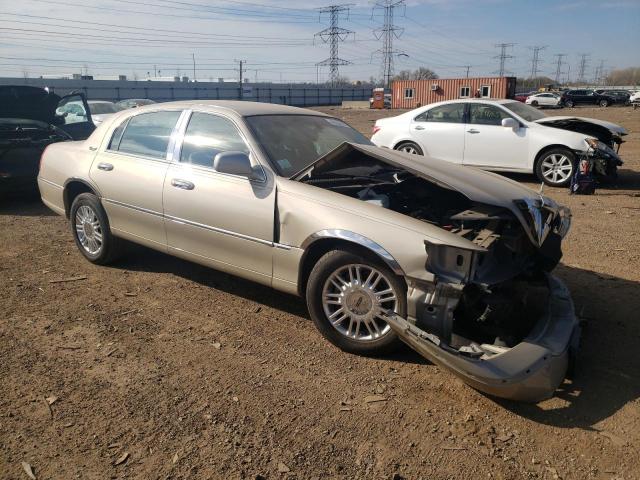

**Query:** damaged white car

left=371, top=99, right=626, bottom=187
left=38, top=101, right=578, bottom=402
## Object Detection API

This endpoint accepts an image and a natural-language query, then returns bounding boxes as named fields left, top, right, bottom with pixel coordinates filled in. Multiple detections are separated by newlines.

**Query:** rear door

left=89, top=109, right=184, bottom=248
left=410, top=103, right=466, bottom=164
left=55, top=93, right=95, bottom=140
left=463, top=103, right=529, bottom=170
left=163, top=111, right=275, bottom=282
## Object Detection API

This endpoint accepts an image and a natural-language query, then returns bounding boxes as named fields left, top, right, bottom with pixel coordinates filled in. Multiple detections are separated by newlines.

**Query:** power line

left=494, top=43, right=515, bottom=77
left=372, top=0, right=406, bottom=89
left=314, top=4, right=354, bottom=86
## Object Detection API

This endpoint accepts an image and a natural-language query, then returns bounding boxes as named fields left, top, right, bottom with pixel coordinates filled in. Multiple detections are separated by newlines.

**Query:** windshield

left=246, top=114, right=373, bottom=177
left=89, top=103, right=118, bottom=114
left=502, top=101, right=546, bottom=122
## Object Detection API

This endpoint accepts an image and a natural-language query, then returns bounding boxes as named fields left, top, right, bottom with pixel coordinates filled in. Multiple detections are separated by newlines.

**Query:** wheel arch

left=533, top=144, right=576, bottom=174
left=63, top=178, right=101, bottom=219
left=393, top=138, right=422, bottom=150
left=297, top=230, right=405, bottom=297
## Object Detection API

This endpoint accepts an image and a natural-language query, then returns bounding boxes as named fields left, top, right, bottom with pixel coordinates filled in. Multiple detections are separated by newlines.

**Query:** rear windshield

left=90, top=103, right=119, bottom=114
left=246, top=114, right=372, bottom=177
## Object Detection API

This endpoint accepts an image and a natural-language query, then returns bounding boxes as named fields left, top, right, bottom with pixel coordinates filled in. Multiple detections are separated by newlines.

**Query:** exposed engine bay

left=539, top=117, right=624, bottom=150
left=296, top=144, right=570, bottom=363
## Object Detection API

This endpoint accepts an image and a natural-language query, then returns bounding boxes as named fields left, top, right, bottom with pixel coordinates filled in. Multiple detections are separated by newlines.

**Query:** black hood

left=0, top=85, right=61, bottom=124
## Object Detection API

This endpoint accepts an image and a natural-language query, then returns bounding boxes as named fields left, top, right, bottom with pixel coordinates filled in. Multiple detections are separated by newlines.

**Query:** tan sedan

left=38, top=100, right=578, bottom=402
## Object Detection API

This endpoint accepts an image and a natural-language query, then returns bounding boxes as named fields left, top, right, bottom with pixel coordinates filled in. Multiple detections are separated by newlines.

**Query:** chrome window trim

left=301, top=229, right=404, bottom=276
left=172, top=109, right=267, bottom=184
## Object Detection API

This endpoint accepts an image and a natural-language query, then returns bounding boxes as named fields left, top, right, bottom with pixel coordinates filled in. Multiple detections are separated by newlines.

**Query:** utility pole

left=594, top=59, right=605, bottom=86
left=236, top=59, right=245, bottom=99
left=314, top=4, right=354, bottom=87
left=372, top=0, right=406, bottom=90
left=494, top=43, right=515, bottom=77
left=192, top=53, right=196, bottom=81
left=528, top=45, right=546, bottom=87
left=462, top=65, right=471, bottom=78
left=553, top=53, right=566, bottom=84
left=577, top=53, right=590, bottom=84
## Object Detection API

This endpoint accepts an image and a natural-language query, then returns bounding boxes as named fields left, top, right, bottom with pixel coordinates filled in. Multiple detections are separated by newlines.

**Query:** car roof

left=420, top=98, right=519, bottom=108
left=88, top=100, right=115, bottom=104
left=140, top=100, right=328, bottom=117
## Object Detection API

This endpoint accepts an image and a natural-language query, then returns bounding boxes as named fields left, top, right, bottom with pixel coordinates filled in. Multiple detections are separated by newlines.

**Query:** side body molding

left=300, top=229, right=405, bottom=276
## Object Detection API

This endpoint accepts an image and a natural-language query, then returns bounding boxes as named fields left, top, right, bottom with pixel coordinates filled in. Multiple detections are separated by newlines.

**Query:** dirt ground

left=1, top=105, right=639, bottom=480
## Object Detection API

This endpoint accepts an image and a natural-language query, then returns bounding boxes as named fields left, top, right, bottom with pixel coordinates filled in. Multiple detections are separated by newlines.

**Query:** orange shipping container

left=392, top=77, right=516, bottom=109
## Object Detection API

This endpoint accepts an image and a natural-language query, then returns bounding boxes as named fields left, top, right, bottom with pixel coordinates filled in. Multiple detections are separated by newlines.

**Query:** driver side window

left=468, top=104, right=512, bottom=126
left=179, top=113, right=249, bottom=169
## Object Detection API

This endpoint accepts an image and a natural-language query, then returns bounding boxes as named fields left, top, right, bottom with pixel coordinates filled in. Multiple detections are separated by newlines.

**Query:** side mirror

left=501, top=118, right=519, bottom=130
left=213, top=151, right=263, bottom=181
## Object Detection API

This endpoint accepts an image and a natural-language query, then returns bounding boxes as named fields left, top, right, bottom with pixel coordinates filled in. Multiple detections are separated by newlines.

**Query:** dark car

left=560, top=89, right=616, bottom=108
left=0, top=86, right=95, bottom=194
left=595, top=90, right=631, bottom=104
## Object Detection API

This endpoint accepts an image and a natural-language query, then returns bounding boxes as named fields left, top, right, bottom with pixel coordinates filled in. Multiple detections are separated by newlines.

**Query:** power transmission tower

left=577, top=53, right=590, bottom=84
left=528, top=45, right=546, bottom=86
left=553, top=53, right=566, bottom=84
left=372, top=0, right=406, bottom=89
left=594, top=59, right=605, bottom=85
left=314, top=4, right=354, bottom=87
left=494, top=43, right=515, bottom=77
left=461, top=65, right=471, bottom=78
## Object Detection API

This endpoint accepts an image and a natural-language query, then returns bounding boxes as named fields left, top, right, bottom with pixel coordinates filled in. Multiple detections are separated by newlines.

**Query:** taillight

left=372, top=125, right=381, bottom=135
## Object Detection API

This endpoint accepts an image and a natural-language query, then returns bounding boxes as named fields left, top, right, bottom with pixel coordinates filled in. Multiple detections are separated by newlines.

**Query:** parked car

left=513, top=91, right=537, bottom=103
left=0, top=85, right=94, bottom=194
left=371, top=99, right=626, bottom=187
left=630, top=91, right=640, bottom=108
left=525, top=92, right=562, bottom=108
left=38, top=100, right=578, bottom=402
left=87, top=100, right=120, bottom=126
left=116, top=98, right=156, bottom=109
left=560, top=89, right=616, bottom=107
left=600, top=90, right=631, bottom=104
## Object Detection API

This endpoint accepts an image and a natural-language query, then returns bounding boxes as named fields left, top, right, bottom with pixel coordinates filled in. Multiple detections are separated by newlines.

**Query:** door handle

left=171, top=179, right=195, bottom=190
left=89, top=146, right=98, bottom=151
left=467, top=129, right=480, bottom=134
left=97, top=162, right=113, bottom=171
left=414, top=125, right=425, bottom=130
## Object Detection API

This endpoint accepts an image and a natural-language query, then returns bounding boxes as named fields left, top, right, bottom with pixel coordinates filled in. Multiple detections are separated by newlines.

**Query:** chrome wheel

left=74, top=205, right=103, bottom=255
left=540, top=153, right=573, bottom=185
left=322, top=264, right=398, bottom=342
left=398, top=144, right=419, bottom=155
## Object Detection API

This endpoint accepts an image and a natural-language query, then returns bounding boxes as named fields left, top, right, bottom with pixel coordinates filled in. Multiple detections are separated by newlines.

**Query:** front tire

left=565, top=100, right=574, bottom=108
left=395, top=141, right=423, bottom=155
left=70, top=193, right=122, bottom=264
left=306, top=249, right=405, bottom=355
left=599, top=99, right=609, bottom=107
left=531, top=100, right=539, bottom=107
left=535, top=148, right=576, bottom=187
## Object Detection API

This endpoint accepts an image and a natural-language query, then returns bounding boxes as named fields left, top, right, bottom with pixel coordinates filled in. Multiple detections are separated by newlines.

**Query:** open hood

left=535, top=116, right=627, bottom=137
left=0, top=85, right=61, bottom=124
left=291, top=142, right=566, bottom=248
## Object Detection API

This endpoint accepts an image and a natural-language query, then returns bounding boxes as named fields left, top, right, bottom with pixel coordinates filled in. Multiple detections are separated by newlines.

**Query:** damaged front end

left=294, top=142, right=579, bottom=402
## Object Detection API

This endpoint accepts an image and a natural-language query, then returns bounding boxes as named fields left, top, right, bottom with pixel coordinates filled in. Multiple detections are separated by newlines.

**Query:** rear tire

left=70, top=193, right=122, bottom=265
left=535, top=148, right=576, bottom=187
left=306, top=249, right=405, bottom=355
left=394, top=141, right=423, bottom=155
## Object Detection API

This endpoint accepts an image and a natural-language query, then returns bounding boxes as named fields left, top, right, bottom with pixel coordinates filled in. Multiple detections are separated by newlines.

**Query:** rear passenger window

left=179, top=112, right=249, bottom=168
left=415, top=103, right=465, bottom=123
left=113, top=111, right=181, bottom=159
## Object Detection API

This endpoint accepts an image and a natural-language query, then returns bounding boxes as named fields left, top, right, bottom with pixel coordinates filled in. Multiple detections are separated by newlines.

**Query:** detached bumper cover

left=386, top=275, right=579, bottom=402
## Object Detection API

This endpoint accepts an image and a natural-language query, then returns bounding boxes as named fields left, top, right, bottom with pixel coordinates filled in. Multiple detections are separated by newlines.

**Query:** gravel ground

left=1, top=105, right=639, bottom=480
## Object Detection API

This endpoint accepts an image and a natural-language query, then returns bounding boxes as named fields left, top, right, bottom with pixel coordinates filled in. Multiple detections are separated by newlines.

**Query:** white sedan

left=525, top=92, right=561, bottom=108
left=371, top=99, right=626, bottom=187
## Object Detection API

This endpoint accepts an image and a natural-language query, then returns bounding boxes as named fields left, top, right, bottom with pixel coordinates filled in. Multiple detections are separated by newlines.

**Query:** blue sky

left=0, top=0, right=638, bottom=82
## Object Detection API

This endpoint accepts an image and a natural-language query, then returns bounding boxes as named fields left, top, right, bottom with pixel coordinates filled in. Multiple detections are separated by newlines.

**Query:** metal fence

left=0, top=77, right=371, bottom=107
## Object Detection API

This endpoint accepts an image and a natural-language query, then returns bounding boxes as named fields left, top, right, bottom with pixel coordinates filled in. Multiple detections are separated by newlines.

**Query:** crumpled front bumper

left=385, top=275, right=579, bottom=403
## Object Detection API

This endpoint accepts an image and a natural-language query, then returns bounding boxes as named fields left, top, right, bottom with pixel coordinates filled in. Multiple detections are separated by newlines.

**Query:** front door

left=89, top=109, right=183, bottom=248
left=463, top=103, right=528, bottom=171
left=410, top=103, right=466, bottom=164
left=162, top=111, right=275, bottom=283
left=55, top=93, right=95, bottom=140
